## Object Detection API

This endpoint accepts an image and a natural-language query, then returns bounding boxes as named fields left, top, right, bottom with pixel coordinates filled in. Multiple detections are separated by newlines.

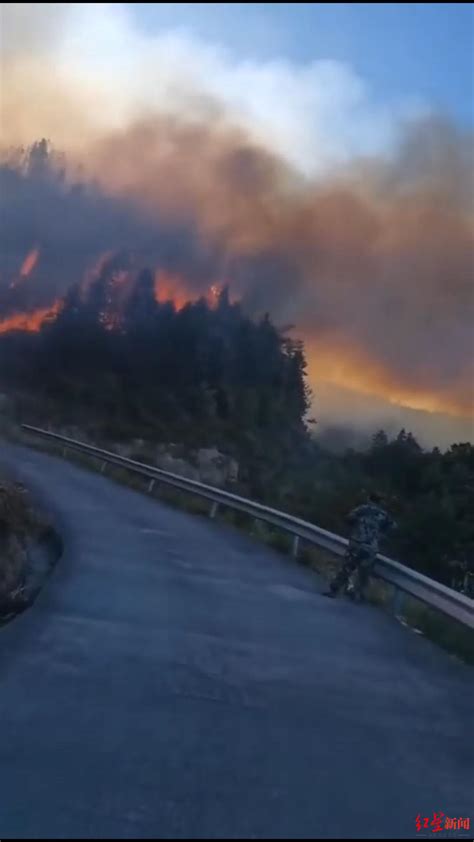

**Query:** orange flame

left=154, top=270, right=192, bottom=311
left=20, top=247, right=40, bottom=277
left=10, top=247, right=40, bottom=289
left=0, top=300, right=62, bottom=334
left=0, top=254, right=234, bottom=338
left=154, top=271, right=227, bottom=311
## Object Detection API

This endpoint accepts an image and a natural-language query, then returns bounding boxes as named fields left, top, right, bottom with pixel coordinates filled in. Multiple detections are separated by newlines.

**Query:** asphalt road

left=0, top=443, right=472, bottom=839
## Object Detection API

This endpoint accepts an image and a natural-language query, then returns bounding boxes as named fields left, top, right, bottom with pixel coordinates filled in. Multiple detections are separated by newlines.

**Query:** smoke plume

left=1, top=3, right=473, bottom=441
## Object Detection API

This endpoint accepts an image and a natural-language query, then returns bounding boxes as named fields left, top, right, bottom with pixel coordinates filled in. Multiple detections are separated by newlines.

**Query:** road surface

left=0, top=443, right=472, bottom=839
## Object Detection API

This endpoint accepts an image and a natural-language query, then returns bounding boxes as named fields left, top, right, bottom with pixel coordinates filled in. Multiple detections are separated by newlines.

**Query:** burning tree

left=0, top=245, right=311, bottom=452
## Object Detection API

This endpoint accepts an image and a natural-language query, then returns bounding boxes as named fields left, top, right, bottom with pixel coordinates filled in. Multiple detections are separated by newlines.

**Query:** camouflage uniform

left=330, top=503, right=395, bottom=600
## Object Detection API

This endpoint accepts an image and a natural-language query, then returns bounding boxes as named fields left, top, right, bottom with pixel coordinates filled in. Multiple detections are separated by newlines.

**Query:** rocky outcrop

left=54, top=426, right=239, bottom=489
left=110, top=440, right=239, bottom=488
left=195, top=448, right=239, bottom=486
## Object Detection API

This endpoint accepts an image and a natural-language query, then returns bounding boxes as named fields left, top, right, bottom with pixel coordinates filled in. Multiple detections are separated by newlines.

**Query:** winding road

left=0, top=443, right=472, bottom=839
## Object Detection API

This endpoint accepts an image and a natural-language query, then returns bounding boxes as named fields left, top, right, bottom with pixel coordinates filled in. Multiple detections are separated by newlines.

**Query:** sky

left=1, top=3, right=473, bottom=449
left=131, top=3, right=474, bottom=126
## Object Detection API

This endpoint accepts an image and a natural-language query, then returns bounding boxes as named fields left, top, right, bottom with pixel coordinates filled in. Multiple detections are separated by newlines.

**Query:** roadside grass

left=395, top=596, right=474, bottom=665
left=4, top=421, right=473, bottom=663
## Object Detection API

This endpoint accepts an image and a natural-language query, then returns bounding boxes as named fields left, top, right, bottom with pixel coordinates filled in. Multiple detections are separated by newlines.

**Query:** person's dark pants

left=330, top=543, right=375, bottom=600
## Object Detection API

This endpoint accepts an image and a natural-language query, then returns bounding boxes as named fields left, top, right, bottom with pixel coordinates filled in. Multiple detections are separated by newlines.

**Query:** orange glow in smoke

left=153, top=271, right=225, bottom=311
left=305, top=337, right=473, bottom=419
left=154, top=270, right=193, bottom=310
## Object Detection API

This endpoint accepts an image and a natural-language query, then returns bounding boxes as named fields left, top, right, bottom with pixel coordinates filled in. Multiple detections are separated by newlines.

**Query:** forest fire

left=153, top=270, right=196, bottom=311
left=1, top=126, right=472, bottom=431
left=0, top=251, right=231, bottom=337
left=0, top=299, right=62, bottom=334
left=153, top=271, right=225, bottom=311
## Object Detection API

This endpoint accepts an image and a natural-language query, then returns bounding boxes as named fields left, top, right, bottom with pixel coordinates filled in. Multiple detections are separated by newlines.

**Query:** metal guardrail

left=21, top=424, right=474, bottom=629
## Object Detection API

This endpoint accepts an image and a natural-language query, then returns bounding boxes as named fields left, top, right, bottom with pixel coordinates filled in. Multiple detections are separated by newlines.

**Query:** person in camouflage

left=324, top=492, right=396, bottom=602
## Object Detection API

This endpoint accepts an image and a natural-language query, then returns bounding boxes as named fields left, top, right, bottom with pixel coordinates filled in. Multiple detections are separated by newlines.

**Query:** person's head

left=368, top=491, right=383, bottom=505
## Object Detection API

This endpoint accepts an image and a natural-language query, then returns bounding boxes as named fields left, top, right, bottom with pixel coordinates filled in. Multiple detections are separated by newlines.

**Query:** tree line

left=1, top=269, right=472, bottom=593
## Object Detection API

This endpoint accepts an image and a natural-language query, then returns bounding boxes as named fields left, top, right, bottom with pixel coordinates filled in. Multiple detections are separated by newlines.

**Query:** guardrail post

left=148, top=479, right=155, bottom=493
left=100, top=461, right=107, bottom=474
left=391, top=586, right=405, bottom=617
left=291, top=535, right=300, bottom=559
left=62, top=446, right=67, bottom=458
left=209, top=501, right=218, bottom=519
